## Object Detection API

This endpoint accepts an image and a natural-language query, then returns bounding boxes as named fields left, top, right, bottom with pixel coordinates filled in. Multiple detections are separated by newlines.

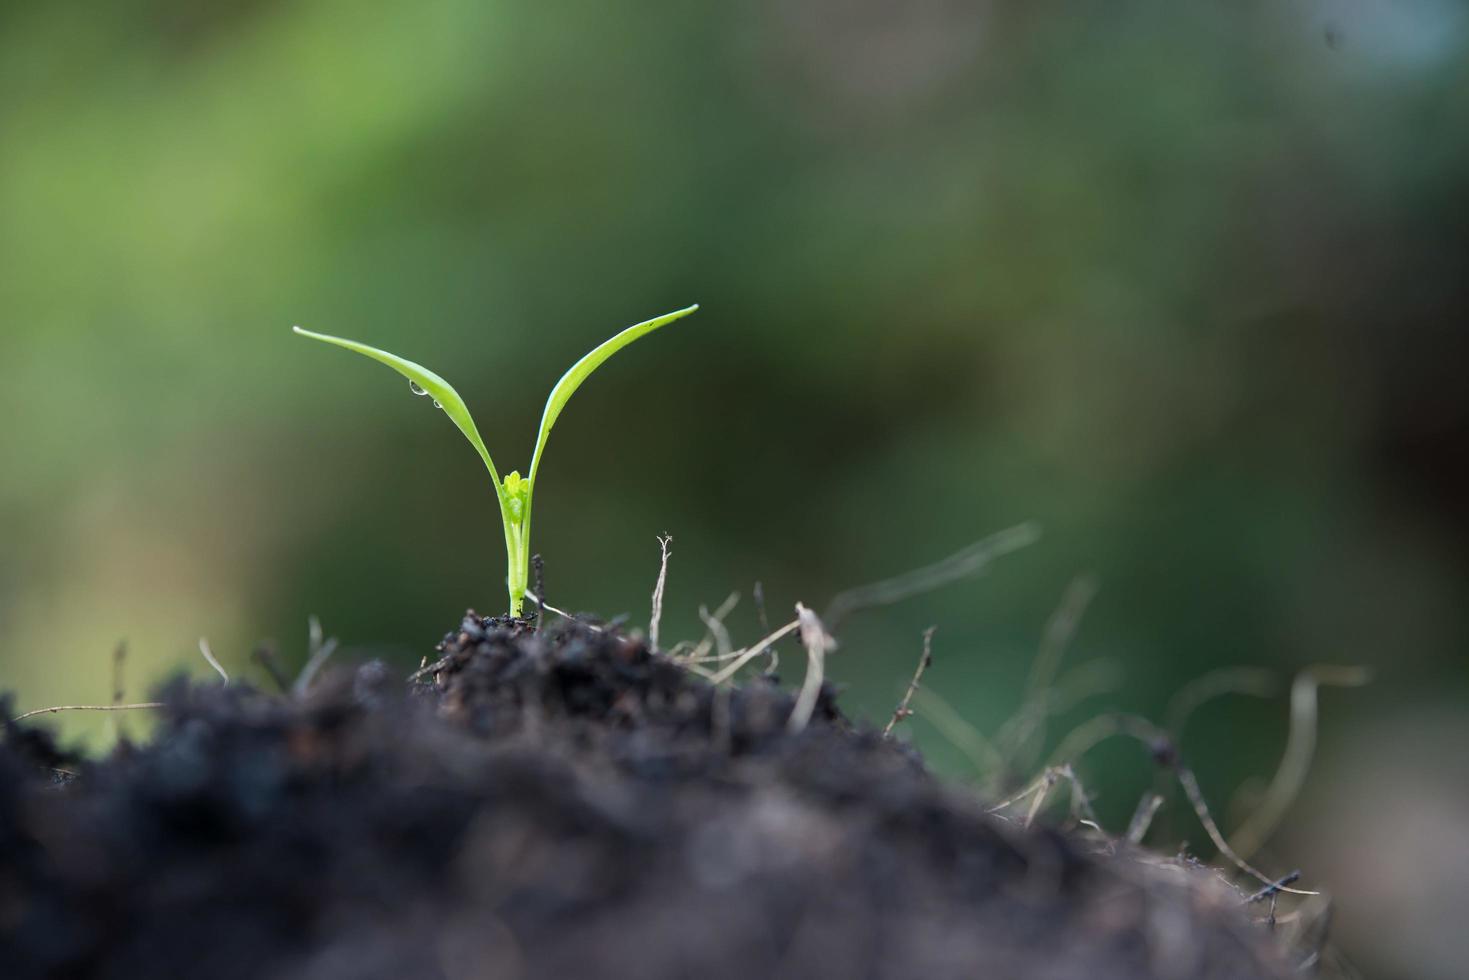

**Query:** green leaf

left=527, top=304, right=698, bottom=484
left=292, top=326, right=502, bottom=487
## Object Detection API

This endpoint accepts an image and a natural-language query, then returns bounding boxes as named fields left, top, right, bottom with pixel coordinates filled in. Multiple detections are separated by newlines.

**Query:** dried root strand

left=649, top=535, right=673, bottom=652
left=787, top=604, right=835, bottom=734
left=884, top=627, right=936, bottom=738
left=823, top=522, right=1041, bottom=628
left=1226, top=665, right=1370, bottom=862
left=12, top=702, right=165, bottom=723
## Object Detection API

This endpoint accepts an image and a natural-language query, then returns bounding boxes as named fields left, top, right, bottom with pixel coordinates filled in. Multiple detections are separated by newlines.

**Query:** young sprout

left=293, top=305, right=698, bottom=618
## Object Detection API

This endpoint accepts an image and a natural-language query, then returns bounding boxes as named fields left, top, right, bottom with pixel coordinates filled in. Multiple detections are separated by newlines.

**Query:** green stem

left=506, top=521, right=529, bottom=618
left=495, top=485, right=530, bottom=618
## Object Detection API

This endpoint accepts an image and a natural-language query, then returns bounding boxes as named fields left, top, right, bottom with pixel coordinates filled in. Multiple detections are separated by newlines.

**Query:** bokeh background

left=2, top=1, right=1466, bottom=976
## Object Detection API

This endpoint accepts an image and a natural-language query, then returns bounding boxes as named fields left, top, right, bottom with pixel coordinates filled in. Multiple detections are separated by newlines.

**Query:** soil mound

left=0, top=615, right=1293, bottom=980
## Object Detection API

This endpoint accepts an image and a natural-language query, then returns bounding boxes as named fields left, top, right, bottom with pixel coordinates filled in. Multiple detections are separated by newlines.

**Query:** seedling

left=294, top=305, right=698, bottom=617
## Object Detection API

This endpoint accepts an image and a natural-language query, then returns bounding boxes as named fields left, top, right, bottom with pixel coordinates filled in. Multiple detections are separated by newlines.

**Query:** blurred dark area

left=1, top=2, right=1465, bottom=977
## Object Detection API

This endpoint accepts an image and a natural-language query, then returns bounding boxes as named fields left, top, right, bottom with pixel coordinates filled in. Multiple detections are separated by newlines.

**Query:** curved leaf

left=527, top=304, right=698, bottom=484
left=292, top=326, right=502, bottom=487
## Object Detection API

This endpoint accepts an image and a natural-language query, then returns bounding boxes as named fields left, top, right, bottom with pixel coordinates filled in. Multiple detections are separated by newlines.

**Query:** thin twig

left=686, top=592, right=739, bottom=662
left=1048, top=712, right=1170, bottom=768
left=680, top=647, right=773, bottom=666
left=990, top=765, right=1091, bottom=830
left=1049, top=660, right=1124, bottom=714
left=1227, top=665, right=1370, bottom=861
left=823, top=522, right=1042, bottom=628
left=198, top=639, right=229, bottom=683
left=986, top=767, right=1058, bottom=815
left=1023, top=768, right=1063, bottom=828
left=708, top=619, right=801, bottom=684
left=697, top=595, right=739, bottom=661
left=408, top=655, right=453, bottom=682
left=13, top=702, right=165, bottom=723
left=1027, top=574, right=1100, bottom=700
left=1174, top=765, right=1317, bottom=896
left=649, top=535, right=673, bottom=652
left=1126, top=793, right=1165, bottom=844
left=787, top=604, right=834, bottom=734
left=1045, top=708, right=1319, bottom=896
left=1000, top=575, right=1099, bottom=767
left=994, top=658, right=1122, bottom=768
left=293, top=626, right=340, bottom=698
left=910, top=686, right=1008, bottom=777
left=1243, top=871, right=1302, bottom=904
left=524, top=592, right=605, bottom=633
left=884, top=627, right=936, bottom=737
left=1165, top=666, right=1278, bottom=744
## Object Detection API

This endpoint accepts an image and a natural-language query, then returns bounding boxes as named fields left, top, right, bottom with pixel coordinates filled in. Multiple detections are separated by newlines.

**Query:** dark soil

left=0, top=614, right=1299, bottom=980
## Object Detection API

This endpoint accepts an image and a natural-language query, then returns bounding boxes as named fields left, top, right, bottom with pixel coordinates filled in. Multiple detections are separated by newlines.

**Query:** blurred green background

left=2, top=1, right=1466, bottom=976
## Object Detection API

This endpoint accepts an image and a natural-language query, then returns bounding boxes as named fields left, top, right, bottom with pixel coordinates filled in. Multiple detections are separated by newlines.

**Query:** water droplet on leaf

left=433, top=400, right=442, bottom=409
left=408, top=381, right=428, bottom=397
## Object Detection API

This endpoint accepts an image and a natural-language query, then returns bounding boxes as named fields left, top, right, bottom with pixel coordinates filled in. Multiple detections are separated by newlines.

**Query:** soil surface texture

left=1, top=614, right=1300, bottom=980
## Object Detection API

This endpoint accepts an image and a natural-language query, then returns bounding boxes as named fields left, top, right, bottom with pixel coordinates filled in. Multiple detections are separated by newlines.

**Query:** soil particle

left=0, top=614, right=1295, bottom=980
